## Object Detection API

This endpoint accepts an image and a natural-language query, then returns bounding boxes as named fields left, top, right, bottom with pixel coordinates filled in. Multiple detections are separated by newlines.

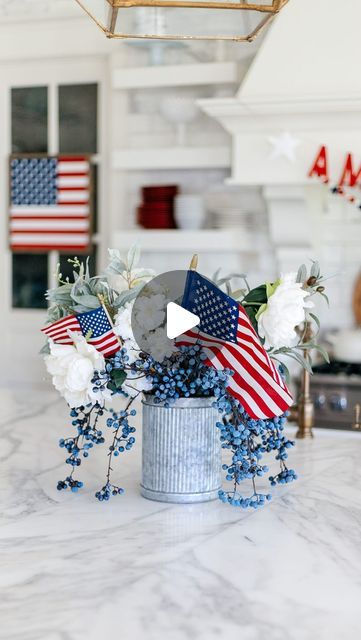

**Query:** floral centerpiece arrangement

left=41, top=247, right=328, bottom=508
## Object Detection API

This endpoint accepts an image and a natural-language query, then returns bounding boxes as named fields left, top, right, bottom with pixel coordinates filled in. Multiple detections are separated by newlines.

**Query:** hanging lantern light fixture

left=74, top=0, right=289, bottom=42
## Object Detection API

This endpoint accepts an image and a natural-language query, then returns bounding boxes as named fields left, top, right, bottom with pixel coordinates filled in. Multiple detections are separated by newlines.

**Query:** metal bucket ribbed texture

left=141, top=395, right=221, bottom=503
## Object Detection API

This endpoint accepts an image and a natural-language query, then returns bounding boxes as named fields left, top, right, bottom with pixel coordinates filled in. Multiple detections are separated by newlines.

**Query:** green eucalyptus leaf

left=271, top=357, right=291, bottom=385
left=127, top=244, right=140, bottom=270
left=73, top=304, right=94, bottom=313
left=231, top=288, right=247, bottom=300
left=212, top=267, right=221, bottom=283
left=319, top=291, right=330, bottom=306
left=312, top=344, right=330, bottom=363
left=296, top=264, right=307, bottom=284
left=310, top=260, right=320, bottom=278
left=39, top=341, right=50, bottom=355
left=113, top=285, right=143, bottom=308
left=283, top=351, right=314, bottom=374
left=308, top=312, right=320, bottom=335
left=71, top=294, right=100, bottom=309
left=130, top=269, right=155, bottom=281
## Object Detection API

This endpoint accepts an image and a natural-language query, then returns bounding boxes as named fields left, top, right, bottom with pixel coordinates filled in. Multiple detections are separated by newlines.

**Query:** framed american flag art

left=9, top=154, right=93, bottom=253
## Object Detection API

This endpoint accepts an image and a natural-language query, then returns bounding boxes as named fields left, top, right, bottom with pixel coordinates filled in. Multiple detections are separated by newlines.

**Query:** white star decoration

left=268, top=131, right=301, bottom=163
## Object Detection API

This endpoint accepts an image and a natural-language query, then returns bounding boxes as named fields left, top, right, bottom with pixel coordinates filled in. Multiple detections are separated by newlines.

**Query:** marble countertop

left=1, top=387, right=361, bottom=640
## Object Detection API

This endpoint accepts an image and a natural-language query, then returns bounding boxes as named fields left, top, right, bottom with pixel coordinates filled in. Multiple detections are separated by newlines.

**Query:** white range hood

left=200, top=0, right=361, bottom=187
left=199, top=0, right=361, bottom=329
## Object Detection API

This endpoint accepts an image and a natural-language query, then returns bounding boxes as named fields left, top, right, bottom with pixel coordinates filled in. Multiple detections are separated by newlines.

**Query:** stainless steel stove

left=309, top=361, right=361, bottom=430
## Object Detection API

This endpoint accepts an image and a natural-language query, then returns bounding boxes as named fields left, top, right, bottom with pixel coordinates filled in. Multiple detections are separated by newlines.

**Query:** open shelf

left=112, top=146, right=231, bottom=170
left=112, top=229, right=252, bottom=253
left=112, top=62, right=239, bottom=90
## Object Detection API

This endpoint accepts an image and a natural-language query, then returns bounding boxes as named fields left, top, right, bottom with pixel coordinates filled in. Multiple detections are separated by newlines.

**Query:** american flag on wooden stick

left=41, top=306, right=120, bottom=357
left=178, top=271, right=293, bottom=420
left=9, top=155, right=91, bottom=252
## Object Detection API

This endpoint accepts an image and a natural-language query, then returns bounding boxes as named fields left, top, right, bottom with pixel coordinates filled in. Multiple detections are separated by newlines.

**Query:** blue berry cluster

left=57, top=342, right=298, bottom=509
left=216, top=398, right=297, bottom=508
left=57, top=477, right=83, bottom=492
left=94, top=405, right=137, bottom=501
left=57, top=403, right=105, bottom=492
left=129, top=344, right=233, bottom=408
left=95, top=483, right=125, bottom=501
left=269, top=468, right=298, bottom=486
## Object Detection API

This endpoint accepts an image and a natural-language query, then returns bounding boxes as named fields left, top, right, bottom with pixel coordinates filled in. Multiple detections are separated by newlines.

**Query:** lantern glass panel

left=76, top=0, right=277, bottom=40
left=114, top=7, right=269, bottom=40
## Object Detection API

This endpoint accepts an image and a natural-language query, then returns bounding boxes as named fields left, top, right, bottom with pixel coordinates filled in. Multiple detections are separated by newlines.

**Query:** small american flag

left=42, top=306, right=120, bottom=357
left=9, top=155, right=91, bottom=252
left=178, top=271, right=293, bottom=420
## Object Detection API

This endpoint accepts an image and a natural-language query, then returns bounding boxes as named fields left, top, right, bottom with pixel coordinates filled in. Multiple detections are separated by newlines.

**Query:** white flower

left=257, top=272, right=314, bottom=349
left=114, top=301, right=135, bottom=341
left=108, top=268, right=155, bottom=295
left=122, top=337, right=140, bottom=364
left=144, top=327, right=176, bottom=362
left=124, top=372, right=153, bottom=395
left=44, top=332, right=110, bottom=408
left=134, top=294, right=166, bottom=331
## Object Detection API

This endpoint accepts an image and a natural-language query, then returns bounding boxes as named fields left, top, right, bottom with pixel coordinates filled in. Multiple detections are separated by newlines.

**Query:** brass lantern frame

left=75, top=0, right=289, bottom=42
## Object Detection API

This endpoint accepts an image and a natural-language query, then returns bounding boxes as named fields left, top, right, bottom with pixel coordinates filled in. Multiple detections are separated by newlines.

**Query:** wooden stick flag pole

left=97, top=293, right=123, bottom=347
left=189, top=254, right=198, bottom=271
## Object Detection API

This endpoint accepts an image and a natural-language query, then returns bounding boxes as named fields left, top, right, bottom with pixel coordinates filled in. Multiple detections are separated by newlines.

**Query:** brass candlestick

left=288, top=321, right=315, bottom=439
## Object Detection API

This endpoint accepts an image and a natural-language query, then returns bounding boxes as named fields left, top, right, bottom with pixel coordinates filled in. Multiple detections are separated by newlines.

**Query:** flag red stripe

left=182, top=330, right=287, bottom=416
left=10, top=215, right=88, bottom=221
left=42, top=315, right=76, bottom=331
left=198, top=329, right=292, bottom=407
left=11, top=229, right=89, bottom=235
left=56, top=201, right=89, bottom=206
left=58, top=156, right=89, bottom=162
left=179, top=332, right=289, bottom=419
left=11, top=245, right=90, bottom=251
left=57, top=187, right=88, bottom=192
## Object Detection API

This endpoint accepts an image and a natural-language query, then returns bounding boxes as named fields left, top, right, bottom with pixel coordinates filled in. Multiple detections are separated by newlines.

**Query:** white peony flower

left=122, top=337, right=140, bottom=364
left=143, top=327, right=176, bottom=362
left=44, top=332, right=110, bottom=408
left=114, top=301, right=135, bottom=341
left=134, top=294, right=166, bottom=331
left=257, top=272, right=314, bottom=350
left=124, top=372, right=153, bottom=395
left=108, top=268, right=155, bottom=295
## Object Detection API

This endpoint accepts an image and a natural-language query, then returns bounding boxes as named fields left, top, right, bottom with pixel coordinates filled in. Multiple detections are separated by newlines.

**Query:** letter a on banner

left=308, top=145, right=329, bottom=181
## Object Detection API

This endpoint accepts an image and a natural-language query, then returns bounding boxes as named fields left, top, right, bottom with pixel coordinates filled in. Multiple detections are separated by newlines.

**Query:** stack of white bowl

left=174, top=195, right=205, bottom=230
left=210, top=208, right=255, bottom=230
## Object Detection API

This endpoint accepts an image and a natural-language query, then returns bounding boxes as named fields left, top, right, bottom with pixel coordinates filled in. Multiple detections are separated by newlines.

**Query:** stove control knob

left=314, top=393, right=326, bottom=409
left=329, top=394, right=348, bottom=411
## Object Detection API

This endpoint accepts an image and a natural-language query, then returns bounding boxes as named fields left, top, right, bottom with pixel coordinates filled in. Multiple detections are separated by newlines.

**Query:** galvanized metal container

left=141, top=395, right=221, bottom=503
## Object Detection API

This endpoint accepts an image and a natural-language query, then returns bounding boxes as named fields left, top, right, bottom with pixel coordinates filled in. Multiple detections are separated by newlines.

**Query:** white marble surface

left=1, top=386, right=361, bottom=640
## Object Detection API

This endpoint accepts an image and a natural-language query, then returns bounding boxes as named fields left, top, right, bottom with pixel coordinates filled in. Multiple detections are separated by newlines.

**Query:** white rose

left=134, top=294, right=166, bottom=331
left=114, top=301, right=135, bottom=341
left=44, top=332, right=109, bottom=408
left=123, top=337, right=140, bottom=364
left=257, top=272, right=314, bottom=350
left=124, top=372, right=153, bottom=395
left=143, top=327, right=176, bottom=362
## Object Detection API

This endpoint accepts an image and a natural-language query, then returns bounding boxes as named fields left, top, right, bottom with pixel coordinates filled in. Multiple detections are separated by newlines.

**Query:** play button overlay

left=131, top=269, right=201, bottom=361
left=166, top=302, right=200, bottom=340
